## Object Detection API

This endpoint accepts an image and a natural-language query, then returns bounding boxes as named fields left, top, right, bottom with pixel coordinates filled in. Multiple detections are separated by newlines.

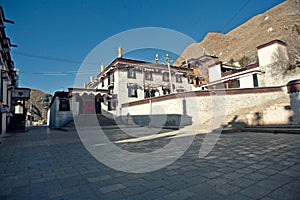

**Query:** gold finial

left=118, top=45, right=123, bottom=58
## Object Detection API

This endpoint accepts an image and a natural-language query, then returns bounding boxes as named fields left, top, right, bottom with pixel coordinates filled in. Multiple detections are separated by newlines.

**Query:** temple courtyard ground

left=0, top=126, right=299, bottom=200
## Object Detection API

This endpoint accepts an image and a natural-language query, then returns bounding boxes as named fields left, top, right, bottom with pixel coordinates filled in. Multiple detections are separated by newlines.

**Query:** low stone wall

left=121, top=86, right=291, bottom=127
left=287, top=79, right=300, bottom=124
left=290, top=92, right=300, bottom=124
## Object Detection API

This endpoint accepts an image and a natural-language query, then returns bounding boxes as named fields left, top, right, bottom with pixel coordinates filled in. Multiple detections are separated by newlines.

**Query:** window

left=253, top=74, right=258, bottom=87
left=59, top=98, right=70, bottom=111
left=195, top=77, right=201, bottom=86
left=150, top=89, right=156, bottom=97
left=101, top=77, right=104, bottom=87
left=176, top=74, right=183, bottom=83
left=145, top=71, right=153, bottom=81
left=145, top=89, right=156, bottom=98
left=127, top=68, right=136, bottom=79
left=127, top=84, right=138, bottom=98
left=162, top=72, right=169, bottom=82
left=144, top=89, right=150, bottom=98
left=110, top=73, right=114, bottom=84
left=162, top=87, right=170, bottom=95
left=108, top=94, right=117, bottom=111
left=107, top=73, right=111, bottom=85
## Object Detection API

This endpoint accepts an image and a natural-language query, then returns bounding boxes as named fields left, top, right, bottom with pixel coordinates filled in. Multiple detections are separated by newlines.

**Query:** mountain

left=174, top=0, right=300, bottom=66
left=26, top=89, right=52, bottom=124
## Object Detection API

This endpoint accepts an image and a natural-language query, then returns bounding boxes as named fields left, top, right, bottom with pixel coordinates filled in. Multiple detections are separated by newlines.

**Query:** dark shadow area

left=254, top=112, right=263, bottom=125
left=119, top=114, right=192, bottom=130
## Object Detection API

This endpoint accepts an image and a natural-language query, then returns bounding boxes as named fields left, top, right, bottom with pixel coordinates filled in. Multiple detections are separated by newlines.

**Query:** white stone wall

left=257, top=42, right=290, bottom=87
left=49, top=97, right=73, bottom=128
left=290, top=92, right=300, bottom=124
left=239, top=75, right=254, bottom=88
left=1, top=81, right=8, bottom=134
left=208, top=63, right=221, bottom=82
left=257, top=43, right=288, bottom=67
left=121, top=88, right=290, bottom=126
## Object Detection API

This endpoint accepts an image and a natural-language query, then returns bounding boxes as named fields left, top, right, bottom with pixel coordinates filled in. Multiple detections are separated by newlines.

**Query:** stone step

left=242, top=127, right=300, bottom=134
left=63, top=114, right=120, bottom=127
left=244, top=124, right=300, bottom=129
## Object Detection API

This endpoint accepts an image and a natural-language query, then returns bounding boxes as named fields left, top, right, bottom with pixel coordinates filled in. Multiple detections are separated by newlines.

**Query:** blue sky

left=1, top=0, right=284, bottom=94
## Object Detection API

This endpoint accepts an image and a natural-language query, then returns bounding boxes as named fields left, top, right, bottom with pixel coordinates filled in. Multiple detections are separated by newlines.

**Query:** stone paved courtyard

left=0, top=126, right=299, bottom=200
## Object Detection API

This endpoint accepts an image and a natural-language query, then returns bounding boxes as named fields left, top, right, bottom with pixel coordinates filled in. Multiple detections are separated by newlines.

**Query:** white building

left=88, top=50, right=194, bottom=116
left=203, top=39, right=296, bottom=89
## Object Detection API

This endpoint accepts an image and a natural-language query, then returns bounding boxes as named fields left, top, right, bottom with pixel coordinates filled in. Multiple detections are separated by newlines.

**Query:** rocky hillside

left=26, top=89, right=52, bottom=124
left=174, top=0, right=300, bottom=66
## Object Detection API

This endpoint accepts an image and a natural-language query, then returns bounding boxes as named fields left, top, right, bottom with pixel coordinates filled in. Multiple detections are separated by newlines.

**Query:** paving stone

left=140, top=187, right=170, bottom=200
left=224, top=193, right=254, bottom=200
left=258, top=168, right=279, bottom=176
left=281, top=179, right=300, bottom=192
left=229, top=177, right=256, bottom=188
left=98, top=183, right=126, bottom=193
left=87, top=175, right=111, bottom=183
left=249, top=163, right=267, bottom=170
left=162, top=189, right=195, bottom=200
left=122, top=177, right=147, bottom=187
left=267, top=174, right=293, bottom=185
left=189, top=191, right=225, bottom=200
left=260, top=196, right=276, bottom=200
left=279, top=168, right=300, bottom=177
left=239, top=184, right=273, bottom=199
left=186, top=183, right=216, bottom=194
left=163, top=180, right=190, bottom=191
left=222, top=171, right=245, bottom=180
left=243, top=172, right=268, bottom=181
left=187, top=175, right=208, bottom=185
left=202, top=171, right=222, bottom=179
left=206, top=177, right=232, bottom=187
left=256, top=179, right=289, bottom=191
left=181, top=169, right=203, bottom=178
left=214, top=183, right=241, bottom=196
left=142, top=179, right=169, bottom=189
left=266, top=187, right=300, bottom=200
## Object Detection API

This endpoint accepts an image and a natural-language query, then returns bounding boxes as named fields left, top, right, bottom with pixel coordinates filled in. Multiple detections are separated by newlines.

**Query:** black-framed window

left=101, top=77, right=104, bottom=87
left=162, top=72, right=169, bottom=82
left=253, top=74, right=258, bottom=87
left=144, top=89, right=150, bottom=98
left=127, top=68, right=136, bottom=79
left=176, top=74, right=183, bottom=83
left=59, top=98, right=70, bottom=111
left=162, top=87, right=170, bottom=95
left=144, top=71, right=153, bottom=81
left=144, top=89, right=156, bottom=98
left=107, top=73, right=111, bottom=85
left=150, top=89, right=156, bottom=97
left=127, top=84, right=138, bottom=98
